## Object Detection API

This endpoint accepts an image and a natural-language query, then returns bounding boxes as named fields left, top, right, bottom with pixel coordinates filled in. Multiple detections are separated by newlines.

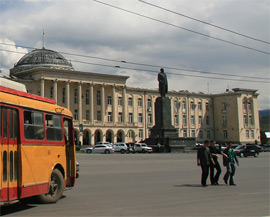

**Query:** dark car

left=234, top=145, right=259, bottom=157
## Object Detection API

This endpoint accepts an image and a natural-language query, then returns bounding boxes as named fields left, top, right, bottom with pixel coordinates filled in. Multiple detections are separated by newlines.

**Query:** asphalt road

left=1, top=152, right=270, bottom=217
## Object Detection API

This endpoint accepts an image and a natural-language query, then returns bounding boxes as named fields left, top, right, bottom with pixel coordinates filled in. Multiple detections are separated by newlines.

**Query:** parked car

left=113, top=143, right=128, bottom=154
left=125, top=143, right=136, bottom=153
left=81, top=145, right=114, bottom=154
left=262, top=144, right=270, bottom=152
left=134, top=143, right=153, bottom=153
left=234, top=145, right=259, bottom=157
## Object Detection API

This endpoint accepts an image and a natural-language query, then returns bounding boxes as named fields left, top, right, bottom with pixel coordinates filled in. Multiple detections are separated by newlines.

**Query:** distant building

left=9, top=47, right=261, bottom=145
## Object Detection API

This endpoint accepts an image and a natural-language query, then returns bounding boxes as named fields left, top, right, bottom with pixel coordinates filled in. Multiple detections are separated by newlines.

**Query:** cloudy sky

left=0, top=0, right=269, bottom=109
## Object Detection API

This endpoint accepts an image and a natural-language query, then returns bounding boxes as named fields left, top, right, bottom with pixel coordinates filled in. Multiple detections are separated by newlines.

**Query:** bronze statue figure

left=158, top=68, right=168, bottom=97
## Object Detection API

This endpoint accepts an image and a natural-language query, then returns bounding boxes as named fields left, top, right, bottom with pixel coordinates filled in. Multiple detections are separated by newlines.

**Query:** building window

left=118, top=112, right=123, bottom=122
left=108, top=112, right=112, bottom=122
left=97, top=90, right=101, bottom=106
left=148, top=113, right=152, bottom=124
left=50, top=87, right=53, bottom=98
left=243, top=101, right=247, bottom=113
left=199, top=116, right=202, bottom=125
left=191, top=130, right=195, bottom=138
left=223, top=130, right=228, bottom=139
left=222, top=102, right=227, bottom=112
left=183, top=115, right=187, bottom=125
left=86, top=110, right=90, bottom=121
left=107, top=96, right=112, bottom=105
left=147, top=99, right=152, bottom=108
left=244, top=115, right=248, bottom=125
left=199, top=130, right=203, bottom=139
left=174, top=114, right=179, bottom=125
left=174, top=101, right=178, bottom=113
left=251, top=130, right=254, bottom=139
left=190, top=102, right=194, bottom=110
left=198, top=102, right=202, bottom=110
left=138, top=113, right=143, bottom=123
left=206, top=102, right=209, bottom=111
left=97, top=111, right=101, bottom=121
left=62, top=88, right=65, bottom=104
left=128, top=113, right=133, bottom=123
left=246, top=130, right=250, bottom=139
left=182, top=101, right=186, bottom=112
left=139, top=129, right=143, bottom=139
left=128, top=97, right=133, bottom=106
left=249, top=115, right=253, bottom=125
left=74, top=89, right=78, bottom=104
left=191, top=115, right=195, bottom=125
left=248, top=102, right=251, bottom=111
left=207, top=130, right=211, bottom=139
left=222, top=116, right=227, bottom=126
left=138, top=98, right=142, bottom=107
left=85, top=90, right=90, bottom=105
left=183, top=129, right=187, bottom=137
left=74, top=109, right=78, bottom=120
left=118, top=97, right=122, bottom=106
left=206, top=116, right=210, bottom=125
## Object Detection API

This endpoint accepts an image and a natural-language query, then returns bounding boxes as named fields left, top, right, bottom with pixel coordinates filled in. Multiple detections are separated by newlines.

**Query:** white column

left=112, top=85, right=116, bottom=124
left=66, top=81, right=70, bottom=110
left=40, top=78, right=45, bottom=97
left=90, top=83, right=94, bottom=124
left=101, top=83, right=105, bottom=123
left=78, top=82, right=82, bottom=123
left=122, top=86, right=127, bottom=124
left=53, top=79, right=58, bottom=103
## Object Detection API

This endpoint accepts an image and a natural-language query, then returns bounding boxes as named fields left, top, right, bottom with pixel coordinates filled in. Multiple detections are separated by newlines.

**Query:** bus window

left=3, top=108, right=7, bottom=138
left=10, top=109, right=14, bottom=139
left=24, top=111, right=44, bottom=140
left=45, top=114, right=63, bottom=141
left=3, top=151, right=7, bottom=182
left=14, top=110, right=18, bottom=140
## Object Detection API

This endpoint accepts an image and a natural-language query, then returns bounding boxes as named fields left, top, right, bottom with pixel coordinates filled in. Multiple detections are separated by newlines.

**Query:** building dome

left=14, top=47, right=74, bottom=70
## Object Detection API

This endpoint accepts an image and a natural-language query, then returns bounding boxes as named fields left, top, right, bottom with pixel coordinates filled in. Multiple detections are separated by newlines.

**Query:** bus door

left=64, top=118, right=76, bottom=187
left=0, top=107, right=19, bottom=202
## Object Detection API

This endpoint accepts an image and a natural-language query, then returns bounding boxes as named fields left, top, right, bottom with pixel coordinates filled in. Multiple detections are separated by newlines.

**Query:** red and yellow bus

left=0, top=78, right=76, bottom=205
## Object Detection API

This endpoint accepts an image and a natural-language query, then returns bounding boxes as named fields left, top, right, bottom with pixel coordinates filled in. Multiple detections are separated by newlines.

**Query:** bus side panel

left=19, top=144, right=66, bottom=199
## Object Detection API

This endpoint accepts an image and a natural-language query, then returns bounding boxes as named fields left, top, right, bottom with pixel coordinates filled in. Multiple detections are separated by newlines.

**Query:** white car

left=134, top=143, right=152, bottom=153
left=82, top=145, right=114, bottom=154
left=113, top=143, right=128, bottom=154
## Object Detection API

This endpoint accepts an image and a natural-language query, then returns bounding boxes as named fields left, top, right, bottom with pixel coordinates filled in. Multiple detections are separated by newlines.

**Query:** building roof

left=13, top=47, right=74, bottom=71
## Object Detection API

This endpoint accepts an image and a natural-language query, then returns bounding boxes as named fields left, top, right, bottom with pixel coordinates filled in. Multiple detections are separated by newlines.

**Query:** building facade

left=9, top=48, right=261, bottom=145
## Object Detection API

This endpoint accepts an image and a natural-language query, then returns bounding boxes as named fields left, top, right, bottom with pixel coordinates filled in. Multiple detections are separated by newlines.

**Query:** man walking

left=209, top=140, right=227, bottom=185
left=197, top=140, right=214, bottom=187
left=223, top=142, right=239, bottom=186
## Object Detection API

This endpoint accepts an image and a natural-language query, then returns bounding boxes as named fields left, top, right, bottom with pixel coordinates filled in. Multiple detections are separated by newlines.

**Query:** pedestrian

left=197, top=140, right=215, bottom=187
left=209, top=140, right=227, bottom=185
left=223, top=142, right=239, bottom=186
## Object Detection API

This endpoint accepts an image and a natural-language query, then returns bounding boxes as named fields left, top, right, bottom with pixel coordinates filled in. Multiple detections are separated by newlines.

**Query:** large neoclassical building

left=9, top=47, right=261, bottom=145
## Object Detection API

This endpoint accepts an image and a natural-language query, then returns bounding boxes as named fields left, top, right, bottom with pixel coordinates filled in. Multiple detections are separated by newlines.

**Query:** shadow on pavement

left=174, top=184, right=227, bottom=187
left=0, top=203, right=36, bottom=216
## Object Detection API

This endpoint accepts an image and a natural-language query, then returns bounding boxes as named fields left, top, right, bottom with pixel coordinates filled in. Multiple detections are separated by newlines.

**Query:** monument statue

left=158, top=68, right=168, bottom=97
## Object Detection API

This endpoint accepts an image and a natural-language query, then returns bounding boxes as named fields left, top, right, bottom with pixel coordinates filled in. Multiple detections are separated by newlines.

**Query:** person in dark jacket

left=197, top=140, right=215, bottom=187
left=209, top=140, right=227, bottom=185
left=223, top=142, right=239, bottom=185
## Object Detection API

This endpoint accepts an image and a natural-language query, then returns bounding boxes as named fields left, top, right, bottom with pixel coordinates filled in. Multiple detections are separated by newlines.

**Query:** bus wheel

left=36, top=169, right=64, bottom=203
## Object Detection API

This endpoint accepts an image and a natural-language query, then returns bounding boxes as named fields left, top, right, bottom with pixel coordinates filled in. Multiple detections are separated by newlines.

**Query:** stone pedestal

left=144, top=96, right=195, bottom=153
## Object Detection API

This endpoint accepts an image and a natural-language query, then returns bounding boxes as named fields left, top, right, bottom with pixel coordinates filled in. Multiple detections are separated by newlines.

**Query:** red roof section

left=0, top=85, right=56, bottom=104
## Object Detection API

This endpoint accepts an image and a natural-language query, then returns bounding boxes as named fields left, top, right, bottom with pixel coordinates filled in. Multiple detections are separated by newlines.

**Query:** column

left=89, top=83, right=94, bottom=124
left=78, top=82, right=82, bottom=123
left=66, top=80, right=70, bottom=110
left=112, top=85, right=116, bottom=124
left=40, top=77, right=45, bottom=97
left=53, top=79, right=58, bottom=103
left=101, top=83, right=105, bottom=123
left=122, top=86, right=127, bottom=124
